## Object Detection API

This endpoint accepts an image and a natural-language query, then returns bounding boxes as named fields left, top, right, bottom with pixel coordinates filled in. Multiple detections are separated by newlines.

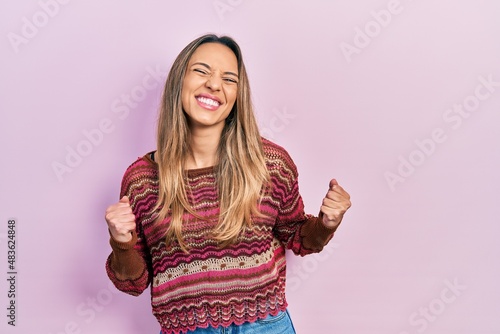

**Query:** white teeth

left=197, top=97, right=220, bottom=107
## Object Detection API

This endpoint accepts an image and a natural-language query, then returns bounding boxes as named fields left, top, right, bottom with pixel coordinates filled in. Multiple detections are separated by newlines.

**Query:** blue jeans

left=161, top=309, right=296, bottom=334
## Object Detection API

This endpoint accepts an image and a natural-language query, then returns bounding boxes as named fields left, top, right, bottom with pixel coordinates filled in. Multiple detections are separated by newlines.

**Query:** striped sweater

left=105, top=138, right=337, bottom=334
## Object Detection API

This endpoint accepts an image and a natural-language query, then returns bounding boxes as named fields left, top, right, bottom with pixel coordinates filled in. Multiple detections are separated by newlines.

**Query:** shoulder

left=261, top=137, right=298, bottom=178
left=123, top=151, right=157, bottom=176
left=120, top=152, right=158, bottom=197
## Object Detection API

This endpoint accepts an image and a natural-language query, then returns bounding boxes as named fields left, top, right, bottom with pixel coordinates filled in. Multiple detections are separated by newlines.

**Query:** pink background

left=1, top=1, right=499, bottom=333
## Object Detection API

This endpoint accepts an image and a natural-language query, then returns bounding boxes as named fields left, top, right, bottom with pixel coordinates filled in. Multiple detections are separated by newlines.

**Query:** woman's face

left=181, top=42, right=239, bottom=132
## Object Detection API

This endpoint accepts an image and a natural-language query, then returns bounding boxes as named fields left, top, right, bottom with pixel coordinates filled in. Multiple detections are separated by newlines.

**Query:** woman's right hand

left=105, top=196, right=136, bottom=243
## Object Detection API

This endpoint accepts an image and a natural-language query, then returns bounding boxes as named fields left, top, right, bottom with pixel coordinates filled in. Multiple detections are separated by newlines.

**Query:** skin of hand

left=105, top=196, right=136, bottom=243
left=320, top=179, right=351, bottom=229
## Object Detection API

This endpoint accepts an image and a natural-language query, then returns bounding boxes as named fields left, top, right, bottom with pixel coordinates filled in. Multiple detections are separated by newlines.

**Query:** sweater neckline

left=143, top=151, right=216, bottom=176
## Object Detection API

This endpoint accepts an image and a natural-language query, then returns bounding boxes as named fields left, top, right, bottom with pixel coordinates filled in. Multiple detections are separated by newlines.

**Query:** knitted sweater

left=105, top=138, right=337, bottom=334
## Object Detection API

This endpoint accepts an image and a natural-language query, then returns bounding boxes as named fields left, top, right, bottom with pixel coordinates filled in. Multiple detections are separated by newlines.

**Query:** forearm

left=300, top=214, right=337, bottom=252
left=105, top=231, right=150, bottom=295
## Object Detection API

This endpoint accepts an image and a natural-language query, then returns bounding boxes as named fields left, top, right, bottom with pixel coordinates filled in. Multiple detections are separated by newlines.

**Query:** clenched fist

left=105, top=196, right=136, bottom=243
left=320, top=179, right=351, bottom=229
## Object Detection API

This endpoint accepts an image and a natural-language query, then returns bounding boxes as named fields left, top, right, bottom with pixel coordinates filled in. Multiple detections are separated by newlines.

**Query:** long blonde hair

left=155, top=34, right=270, bottom=251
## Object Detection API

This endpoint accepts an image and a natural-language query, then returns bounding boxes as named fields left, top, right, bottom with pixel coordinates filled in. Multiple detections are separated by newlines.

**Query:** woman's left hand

left=320, top=179, right=351, bottom=229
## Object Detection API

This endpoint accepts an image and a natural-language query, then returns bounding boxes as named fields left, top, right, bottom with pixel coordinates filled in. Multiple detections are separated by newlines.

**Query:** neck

left=186, top=128, right=221, bottom=169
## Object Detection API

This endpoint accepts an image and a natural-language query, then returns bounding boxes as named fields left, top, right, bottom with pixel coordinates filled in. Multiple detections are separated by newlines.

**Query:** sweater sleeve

left=269, top=142, right=337, bottom=256
left=105, top=159, right=153, bottom=296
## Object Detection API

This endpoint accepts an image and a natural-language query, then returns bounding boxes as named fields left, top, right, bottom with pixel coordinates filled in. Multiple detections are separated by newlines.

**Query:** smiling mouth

left=196, top=96, right=221, bottom=107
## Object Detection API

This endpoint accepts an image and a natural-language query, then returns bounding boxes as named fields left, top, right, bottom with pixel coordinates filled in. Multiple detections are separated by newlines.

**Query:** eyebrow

left=191, top=62, right=239, bottom=78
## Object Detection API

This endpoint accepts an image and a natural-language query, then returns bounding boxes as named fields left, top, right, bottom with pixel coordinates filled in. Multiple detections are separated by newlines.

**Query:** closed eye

left=223, top=77, right=238, bottom=84
left=193, top=68, right=209, bottom=75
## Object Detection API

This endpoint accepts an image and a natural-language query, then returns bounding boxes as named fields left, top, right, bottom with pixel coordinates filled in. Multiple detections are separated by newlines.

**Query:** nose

left=205, top=73, right=222, bottom=91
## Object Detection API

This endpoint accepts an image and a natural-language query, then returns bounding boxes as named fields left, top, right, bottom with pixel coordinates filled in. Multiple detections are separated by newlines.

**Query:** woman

left=105, top=33, right=351, bottom=334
